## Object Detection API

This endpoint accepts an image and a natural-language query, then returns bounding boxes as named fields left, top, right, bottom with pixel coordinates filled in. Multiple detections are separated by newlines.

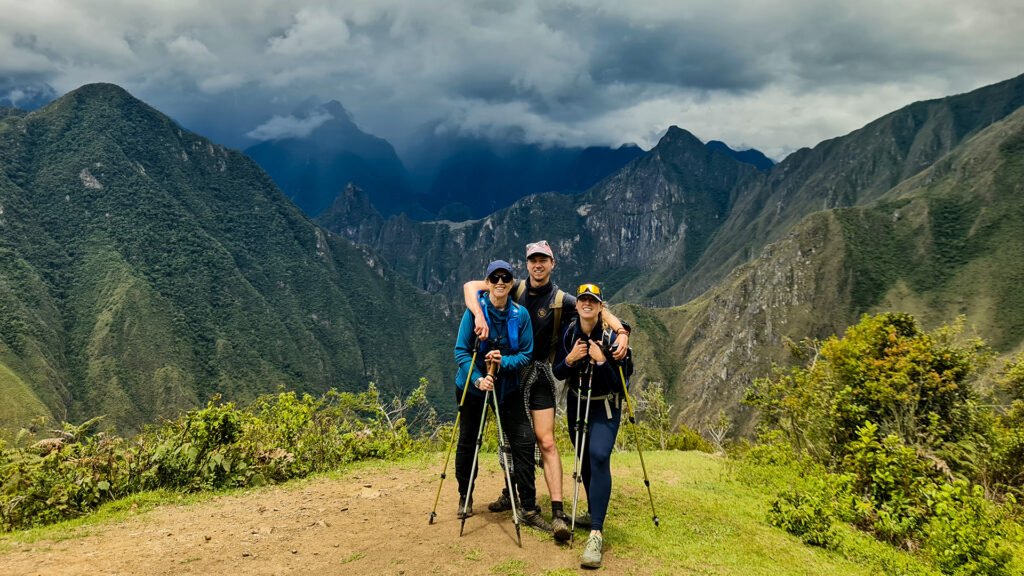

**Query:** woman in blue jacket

left=553, top=283, right=632, bottom=569
left=453, top=260, right=544, bottom=527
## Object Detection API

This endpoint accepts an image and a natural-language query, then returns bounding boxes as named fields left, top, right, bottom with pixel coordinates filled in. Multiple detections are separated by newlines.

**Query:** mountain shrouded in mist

left=402, top=129, right=645, bottom=219
left=244, top=101, right=425, bottom=219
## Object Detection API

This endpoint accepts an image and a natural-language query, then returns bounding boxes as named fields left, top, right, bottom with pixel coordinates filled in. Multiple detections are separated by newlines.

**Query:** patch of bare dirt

left=1, top=456, right=636, bottom=575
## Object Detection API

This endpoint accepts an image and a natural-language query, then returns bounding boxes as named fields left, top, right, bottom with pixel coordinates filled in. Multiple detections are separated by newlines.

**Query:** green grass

left=489, top=558, right=528, bottom=575
left=597, top=451, right=945, bottom=575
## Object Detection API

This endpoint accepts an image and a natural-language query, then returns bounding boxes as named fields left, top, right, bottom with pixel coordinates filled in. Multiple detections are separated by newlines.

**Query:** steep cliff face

left=318, top=127, right=757, bottom=300
left=624, top=211, right=852, bottom=433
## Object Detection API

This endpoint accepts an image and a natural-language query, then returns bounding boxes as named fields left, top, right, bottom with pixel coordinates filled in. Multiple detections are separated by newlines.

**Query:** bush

left=613, top=382, right=713, bottom=453
left=922, top=481, right=1014, bottom=576
left=743, top=313, right=1023, bottom=574
left=0, top=383, right=433, bottom=532
left=768, top=481, right=842, bottom=549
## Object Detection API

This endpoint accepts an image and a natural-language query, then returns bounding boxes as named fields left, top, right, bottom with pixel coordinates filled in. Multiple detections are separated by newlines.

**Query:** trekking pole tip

left=653, top=515, right=660, bottom=527
left=428, top=512, right=436, bottom=525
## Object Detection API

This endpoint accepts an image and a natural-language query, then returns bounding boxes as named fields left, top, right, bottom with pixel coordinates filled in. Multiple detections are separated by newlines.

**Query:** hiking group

left=449, top=240, right=634, bottom=569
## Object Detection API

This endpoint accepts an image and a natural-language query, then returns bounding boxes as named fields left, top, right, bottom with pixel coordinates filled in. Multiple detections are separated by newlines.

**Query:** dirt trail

left=1, top=456, right=637, bottom=575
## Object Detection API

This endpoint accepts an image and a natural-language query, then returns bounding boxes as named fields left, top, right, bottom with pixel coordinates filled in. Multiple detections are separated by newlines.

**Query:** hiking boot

left=573, top=511, right=591, bottom=529
left=552, top=511, right=571, bottom=543
left=488, top=491, right=513, bottom=512
left=580, top=533, right=604, bottom=569
left=522, top=509, right=552, bottom=532
left=457, top=494, right=473, bottom=519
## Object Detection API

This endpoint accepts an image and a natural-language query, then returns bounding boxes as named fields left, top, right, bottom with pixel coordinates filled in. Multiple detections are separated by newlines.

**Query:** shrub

left=0, top=383, right=434, bottom=532
left=768, top=480, right=842, bottom=549
left=922, top=481, right=1014, bottom=576
left=743, top=313, right=1023, bottom=574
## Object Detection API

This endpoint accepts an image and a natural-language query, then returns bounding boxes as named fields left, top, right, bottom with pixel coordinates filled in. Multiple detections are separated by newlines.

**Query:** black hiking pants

left=454, top=387, right=537, bottom=511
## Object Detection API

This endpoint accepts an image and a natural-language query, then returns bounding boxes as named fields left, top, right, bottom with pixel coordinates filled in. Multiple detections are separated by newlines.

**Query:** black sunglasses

left=488, top=272, right=513, bottom=284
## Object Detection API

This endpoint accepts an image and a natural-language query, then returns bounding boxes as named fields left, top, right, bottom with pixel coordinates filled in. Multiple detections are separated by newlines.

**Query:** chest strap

left=570, top=389, right=621, bottom=419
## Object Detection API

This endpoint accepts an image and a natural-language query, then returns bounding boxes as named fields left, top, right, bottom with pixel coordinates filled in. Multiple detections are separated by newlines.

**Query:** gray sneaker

left=522, top=509, right=552, bottom=532
left=552, top=511, right=571, bottom=543
left=580, top=533, right=603, bottom=569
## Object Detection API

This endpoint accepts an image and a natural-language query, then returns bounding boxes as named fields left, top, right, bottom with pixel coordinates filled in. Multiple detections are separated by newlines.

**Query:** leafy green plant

left=768, top=483, right=841, bottom=549
left=922, top=481, right=1014, bottom=576
left=744, top=313, right=1023, bottom=573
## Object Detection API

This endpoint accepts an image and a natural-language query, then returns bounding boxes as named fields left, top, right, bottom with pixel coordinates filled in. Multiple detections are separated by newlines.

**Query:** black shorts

left=528, top=368, right=556, bottom=411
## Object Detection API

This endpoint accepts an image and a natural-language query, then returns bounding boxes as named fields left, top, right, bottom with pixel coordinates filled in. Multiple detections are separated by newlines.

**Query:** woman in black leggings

left=552, top=283, right=631, bottom=569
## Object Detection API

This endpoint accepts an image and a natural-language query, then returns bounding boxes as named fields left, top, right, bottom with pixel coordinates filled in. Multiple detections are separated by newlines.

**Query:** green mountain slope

left=0, top=84, right=452, bottom=433
left=654, top=73, right=1024, bottom=305
left=627, top=104, right=1024, bottom=432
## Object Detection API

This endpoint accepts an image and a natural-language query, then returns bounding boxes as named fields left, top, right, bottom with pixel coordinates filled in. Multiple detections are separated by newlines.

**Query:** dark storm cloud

left=1, top=0, right=1021, bottom=158
left=584, top=17, right=772, bottom=91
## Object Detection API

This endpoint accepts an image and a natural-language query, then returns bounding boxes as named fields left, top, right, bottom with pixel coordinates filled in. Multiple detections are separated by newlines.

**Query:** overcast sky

left=2, top=0, right=1022, bottom=159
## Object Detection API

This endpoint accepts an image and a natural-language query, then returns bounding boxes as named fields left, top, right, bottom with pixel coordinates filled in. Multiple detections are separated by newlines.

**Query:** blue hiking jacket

left=454, top=293, right=533, bottom=404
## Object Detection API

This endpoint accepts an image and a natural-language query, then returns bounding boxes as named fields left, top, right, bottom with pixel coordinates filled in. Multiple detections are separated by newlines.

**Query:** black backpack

left=562, top=318, right=634, bottom=383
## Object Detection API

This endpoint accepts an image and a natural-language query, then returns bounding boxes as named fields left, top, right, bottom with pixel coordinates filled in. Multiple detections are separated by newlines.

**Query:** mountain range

left=3, top=73, right=1024, bottom=436
left=243, top=101, right=424, bottom=219
left=321, top=73, right=1024, bottom=431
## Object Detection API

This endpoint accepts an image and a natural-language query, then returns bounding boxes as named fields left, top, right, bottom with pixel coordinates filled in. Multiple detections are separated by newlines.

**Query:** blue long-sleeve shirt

left=454, top=294, right=533, bottom=404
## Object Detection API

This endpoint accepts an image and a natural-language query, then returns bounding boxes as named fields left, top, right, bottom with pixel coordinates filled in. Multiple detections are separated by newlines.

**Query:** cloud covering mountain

left=1, top=1, right=1022, bottom=158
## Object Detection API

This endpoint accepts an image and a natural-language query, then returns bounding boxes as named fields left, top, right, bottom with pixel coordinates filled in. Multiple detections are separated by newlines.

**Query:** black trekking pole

left=430, top=338, right=481, bottom=524
left=488, top=362, right=523, bottom=548
left=459, top=388, right=491, bottom=537
left=569, top=361, right=594, bottom=548
left=618, top=364, right=659, bottom=527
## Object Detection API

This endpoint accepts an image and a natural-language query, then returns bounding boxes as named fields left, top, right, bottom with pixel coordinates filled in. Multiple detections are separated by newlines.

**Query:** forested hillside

left=0, top=84, right=452, bottom=433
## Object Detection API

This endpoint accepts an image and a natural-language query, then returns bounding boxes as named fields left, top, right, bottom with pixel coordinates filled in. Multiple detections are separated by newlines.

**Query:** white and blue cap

left=485, top=259, right=514, bottom=278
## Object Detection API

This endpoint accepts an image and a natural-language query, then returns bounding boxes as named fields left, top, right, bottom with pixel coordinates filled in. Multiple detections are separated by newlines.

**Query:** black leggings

left=567, top=393, right=622, bottom=531
left=454, top=388, right=537, bottom=510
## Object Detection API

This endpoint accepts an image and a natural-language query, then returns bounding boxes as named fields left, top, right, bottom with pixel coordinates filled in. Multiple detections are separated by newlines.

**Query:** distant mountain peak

left=39, top=82, right=176, bottom=135
left=67, top=82, right=135, bottom=102
left=54, top=83, right=157, bottom=118
left=319, top=100, right=354, bottom=123
left=705, top=140, right=775, bottom=171
left=656, top=126, right=705, bottom=151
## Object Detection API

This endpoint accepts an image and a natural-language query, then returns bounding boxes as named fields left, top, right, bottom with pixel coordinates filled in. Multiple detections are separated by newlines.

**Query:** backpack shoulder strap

left=562, top=317, right=578, bottom=353
left=507, top=302, right=521, bottom=353
left=513, top=279, right=527, bottom=304
left=548, top=290, right=565, bottom=363
left=601, top=327, right=616, bottom=352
